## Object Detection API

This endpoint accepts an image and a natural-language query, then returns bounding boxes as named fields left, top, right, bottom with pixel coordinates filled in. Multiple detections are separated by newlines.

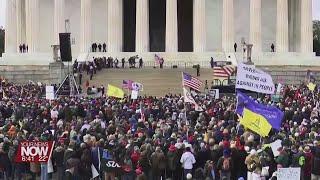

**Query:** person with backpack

left=217, top=149, right=233, bottom=180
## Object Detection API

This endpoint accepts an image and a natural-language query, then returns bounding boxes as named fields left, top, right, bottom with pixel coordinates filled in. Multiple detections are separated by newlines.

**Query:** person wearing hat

left=217, top=149, right=233, bottom=180
left=303, top=146, right=313, bottom=180
left=167, top=144, right=178, bottom=179
left=180, top=147, right=196, bottom=180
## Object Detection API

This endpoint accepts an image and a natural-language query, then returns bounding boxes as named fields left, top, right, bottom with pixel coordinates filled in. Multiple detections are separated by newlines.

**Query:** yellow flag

left=107, top=84, right=124, bottom=98
left=240, top=108, right=272, bottom=137
left=307, top=83, right=316, bottom=91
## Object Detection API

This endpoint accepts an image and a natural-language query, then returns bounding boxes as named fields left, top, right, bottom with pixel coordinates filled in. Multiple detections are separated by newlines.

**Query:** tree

left=314, top=20, right=320, bottom=56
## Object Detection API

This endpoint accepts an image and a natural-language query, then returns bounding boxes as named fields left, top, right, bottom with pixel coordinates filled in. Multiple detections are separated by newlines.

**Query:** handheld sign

left=277, top=168, right=300, bottom=180
left=15, top=141, right=55, bottom=163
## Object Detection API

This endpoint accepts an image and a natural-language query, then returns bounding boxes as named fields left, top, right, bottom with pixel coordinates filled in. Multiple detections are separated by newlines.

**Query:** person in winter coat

left=167, top=144, right=178, bottom=179
left=304, top=146, right=313, bottom=180
left=180, top=147, right=196, bottom=179
left=150, top=146, right=166, bottom=180
left=217, top=149, right=233, bottom=180
left=138, top=150, right=151, bottom=179
left=275, top=147, right=289, bottom=168
left=52, top=143, right=65, bottom=180
left=311, top=142, right=320, bottom=180
left=245, top=149, right=262, bottom=180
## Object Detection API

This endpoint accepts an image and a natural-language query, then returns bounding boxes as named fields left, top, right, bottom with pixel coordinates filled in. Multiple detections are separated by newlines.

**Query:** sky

left=0, top=0, right=319, bottom=28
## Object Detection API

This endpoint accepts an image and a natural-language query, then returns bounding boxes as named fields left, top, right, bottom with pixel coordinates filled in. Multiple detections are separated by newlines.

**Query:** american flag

left=122, top=80, right=133, bottom=90
left=154, top=54, right=161, bottom=64
left=182, top=72, right=203, bottom=91
left=213, top=65, right=236, bottom=78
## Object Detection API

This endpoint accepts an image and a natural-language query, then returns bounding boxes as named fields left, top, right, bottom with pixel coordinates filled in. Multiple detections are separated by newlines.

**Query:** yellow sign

left=240, top=108, right=272, bottom=137
left=107, top=84, right=124, bottom=99
left=307, top=83, right=316, bottom=91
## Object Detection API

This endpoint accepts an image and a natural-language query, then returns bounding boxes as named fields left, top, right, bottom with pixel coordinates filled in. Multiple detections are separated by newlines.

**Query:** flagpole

left=181, top=72, right=189, bottom=137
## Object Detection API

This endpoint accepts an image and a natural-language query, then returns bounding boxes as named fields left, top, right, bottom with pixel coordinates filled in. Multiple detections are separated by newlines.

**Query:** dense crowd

left=0, top=77, right=320, bottom=180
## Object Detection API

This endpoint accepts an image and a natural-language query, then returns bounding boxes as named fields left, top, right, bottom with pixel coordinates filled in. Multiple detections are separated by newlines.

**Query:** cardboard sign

left=209, top=89, right=219, bottom=99
left=131, top=90, right=138, bottom=100
left=270, top=139, right=282, bottom=157
left=15, top=141, right=55, bottom=163
left=277, top=168, right=300, bottom=180
left=45, top=86, right=55, bottom=100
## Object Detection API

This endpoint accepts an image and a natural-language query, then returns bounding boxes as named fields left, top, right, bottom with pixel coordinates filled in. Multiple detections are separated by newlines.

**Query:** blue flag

left=102, top=150, right=113, bottom=160
left=236, top=91, right=283, bottom=130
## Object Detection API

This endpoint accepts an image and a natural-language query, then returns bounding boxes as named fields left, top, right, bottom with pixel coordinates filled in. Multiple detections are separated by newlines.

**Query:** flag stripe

left=213, top=65, right=235, bottom=78
left=182, top=72, right=203, bottom=91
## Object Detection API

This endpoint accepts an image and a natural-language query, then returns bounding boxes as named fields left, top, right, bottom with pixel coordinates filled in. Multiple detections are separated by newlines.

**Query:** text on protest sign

left=277, top=168, right=300, bottom=180
left=15, top=141, right=55, bottom=163
left=236, top=63, right=275, bottom=94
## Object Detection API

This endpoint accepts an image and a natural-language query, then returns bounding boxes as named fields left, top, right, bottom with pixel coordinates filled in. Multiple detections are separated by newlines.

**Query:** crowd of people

left=0, top=77, right=320, bottom=180
left=18, top=44, right=28, bottom=53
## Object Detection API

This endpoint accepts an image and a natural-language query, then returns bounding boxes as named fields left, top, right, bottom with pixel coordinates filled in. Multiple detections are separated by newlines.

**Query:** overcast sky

left=0, top=0, right=319, bottom=28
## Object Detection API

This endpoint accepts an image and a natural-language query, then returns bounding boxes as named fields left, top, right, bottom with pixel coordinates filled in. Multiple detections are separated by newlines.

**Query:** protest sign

left=15, top=141, right=55, bottom=163
left=277, top=168, right=300, bottom=180
left=236, top=63, right=275, bottom=94
left=45, top=86, right=55, bottom=100
left=132, top=82, right=144, bottom=91
left=270, top=139, right=282, bottom=157
left=209, top=89, right=219, bottom=99
left=131, top=90, right=138, bottom=100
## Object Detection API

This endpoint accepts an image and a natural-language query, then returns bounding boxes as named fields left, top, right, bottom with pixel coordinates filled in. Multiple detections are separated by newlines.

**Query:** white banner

left=46, top=86, right=55, bottom=100
left=236, top=63, right=275, bottom=94
left=132, top=82, right=143, bottom=91
left=270, top=139, right=282, bottom=157
left=183, top=88, right=203, bottom=111
left=277, top=168, right=300, bottom=180
left=131, top=90, right=138, bottom=100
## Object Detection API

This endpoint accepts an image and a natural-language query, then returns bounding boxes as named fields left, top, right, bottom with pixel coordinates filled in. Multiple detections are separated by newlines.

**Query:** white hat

left=250, top=149, right=257, bottom=155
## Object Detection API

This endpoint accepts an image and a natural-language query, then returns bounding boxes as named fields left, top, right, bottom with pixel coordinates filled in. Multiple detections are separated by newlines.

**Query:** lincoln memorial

left=2, top=0, right=319, bottom=66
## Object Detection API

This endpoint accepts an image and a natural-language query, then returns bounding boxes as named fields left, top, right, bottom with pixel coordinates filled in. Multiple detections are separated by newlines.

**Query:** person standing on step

left=210, top=57, right=214, bottom=69
left=234, top=43, right=237, bottom=52
left=271, top=43, right=275, bottom=52
left=139, top=58, right=143, bottom=68
left=98, top=43, right=102, bottom=52
left=103, top=43, right=107, bottom=52
left=122, top=58, right=125, bottom=68
left=196, top=65, right=200, bottom=77
left=79, top=72, right=82, bottom=85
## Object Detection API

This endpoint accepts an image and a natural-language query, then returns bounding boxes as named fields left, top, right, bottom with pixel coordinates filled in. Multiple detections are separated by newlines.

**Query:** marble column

left=222, top=0, right=234, bottom=52
left=136, top=0, right=149, bottom=52
left=166, top=0, right=178, bottom=52
left=249, top=0, right=262, bottom=54
left=276, top=0, right=289, bottom=52
left=193, top=0, right=206, bottom=52
left=16, top=0, right=24, bottom=52
left=107, top=0, right=123, bottom=52
left=25, top=0, right=39, bottom=53
left=54, top=0, right=65, bottom=45
left=300, top=0, right=313, bottom=53
left=5, top=0, right=17, bottom=53
left=80, top=0, right=91, bottom=53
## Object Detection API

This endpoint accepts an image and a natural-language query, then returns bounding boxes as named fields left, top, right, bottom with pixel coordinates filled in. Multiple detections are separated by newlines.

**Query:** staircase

left=82, top=66, right=320, bottom=96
